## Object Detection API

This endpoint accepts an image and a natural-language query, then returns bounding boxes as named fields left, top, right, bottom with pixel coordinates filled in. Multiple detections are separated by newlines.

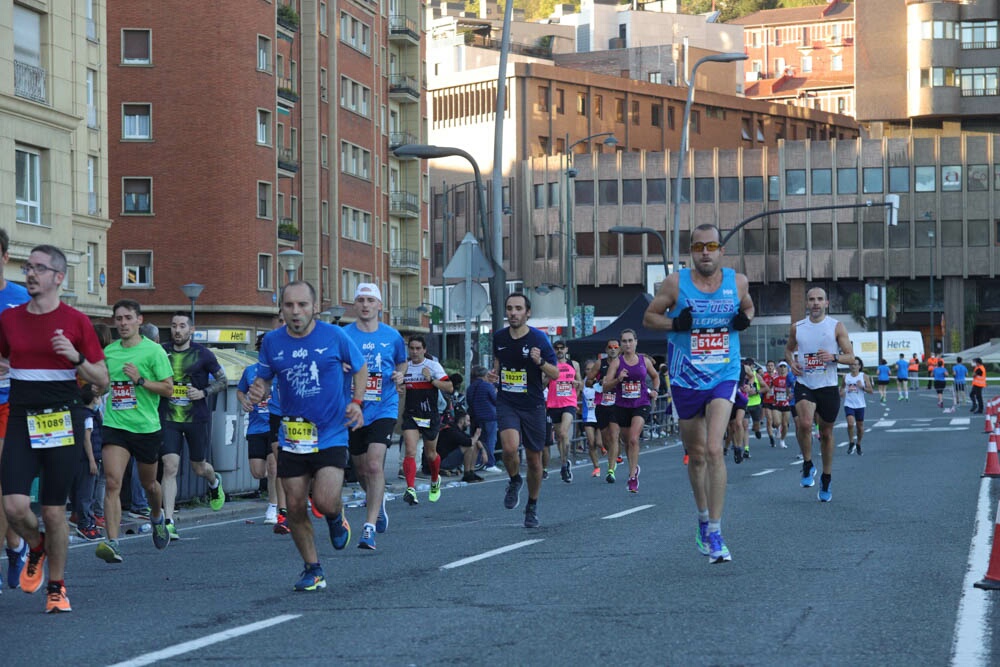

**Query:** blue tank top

left=666, top=268, right=741, bottom=390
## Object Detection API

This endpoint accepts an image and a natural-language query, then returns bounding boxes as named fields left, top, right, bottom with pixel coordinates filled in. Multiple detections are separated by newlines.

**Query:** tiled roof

left=745, top=72, right=854, bottom=97
left=729, top=2, right=854, bottom=27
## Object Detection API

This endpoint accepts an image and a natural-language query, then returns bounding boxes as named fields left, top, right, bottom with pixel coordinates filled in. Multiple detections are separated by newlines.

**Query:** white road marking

left=837, top=441, right=849, bottom=449
left=440, top=539, right=544, bottom=570
left=887, top=427, right=967, bottom=433
left=872, top=420, right=896, bottom=428
left=602, top=504, right=655, bottom=519
left=107, top=614, right=300, bottom=667
left=950, top=418, right=971, bottom=426
left=751, top=469, right=778, bottom=477
left=950, top=478, right=993, bottom=667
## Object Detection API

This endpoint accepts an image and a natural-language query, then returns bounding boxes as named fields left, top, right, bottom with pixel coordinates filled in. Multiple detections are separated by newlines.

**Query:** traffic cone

left=974, top=500, right=1000, bottom=590
left=982, top=432, right=1000, bottom=478
left=985, top=402, right=997, bottom=433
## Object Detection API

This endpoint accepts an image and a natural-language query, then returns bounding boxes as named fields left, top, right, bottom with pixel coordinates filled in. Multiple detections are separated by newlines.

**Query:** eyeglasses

left=606, top=345, right=619, bottom=350
left=690, top=241, right=722, bottom=253
left=22, top=262, right=59, bottom=276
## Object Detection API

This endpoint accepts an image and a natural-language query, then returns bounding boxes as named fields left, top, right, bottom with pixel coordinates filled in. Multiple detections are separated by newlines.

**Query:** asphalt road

left=2, top=390, right=998, bottom=666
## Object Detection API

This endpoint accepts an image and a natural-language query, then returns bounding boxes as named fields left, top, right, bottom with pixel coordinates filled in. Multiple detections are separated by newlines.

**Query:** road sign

left=450, top=282, right=489, bottom=320
left=444, top=233, right=494, bottom=279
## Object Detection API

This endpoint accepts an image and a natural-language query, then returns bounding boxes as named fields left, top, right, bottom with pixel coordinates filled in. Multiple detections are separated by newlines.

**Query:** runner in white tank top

left=840, top=358, right=872, bottom=455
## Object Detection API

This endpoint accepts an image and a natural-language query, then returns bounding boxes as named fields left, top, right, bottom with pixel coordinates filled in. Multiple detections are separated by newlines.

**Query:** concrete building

left=521, top=133, right=1000, bottom=360
left=856, top=0, right=1000, bottom=137
left=105, top=0, right=429, bottom=338
left=2, top=0, right=112, bottom=317
left=731, top=0, right=855, bottom=118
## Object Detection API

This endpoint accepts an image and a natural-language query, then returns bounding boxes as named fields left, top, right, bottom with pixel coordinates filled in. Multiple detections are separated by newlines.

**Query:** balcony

left=277, top=146, right=298, bottom=172
left=390, top=307, right=423, bottom=328
left=278, top=218, right=299, bottom=242
left=14, top=60, right=46, bottom=104
left=277, top=78, right=299, bottom=103
left=389, top=248, right=420, bottom=275
left=388, top=73, right=420, bottom=101
left=277, top=4, right=299, bottom=32
left=389, top=15, right=419, bottom=44
left=389, top=190, right=420, bottom=217
left=389, top=130, right=419, bottom=150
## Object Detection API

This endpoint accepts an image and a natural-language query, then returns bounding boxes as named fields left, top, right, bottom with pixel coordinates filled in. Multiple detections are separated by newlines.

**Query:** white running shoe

left=264, top=505, right=278, bottom=525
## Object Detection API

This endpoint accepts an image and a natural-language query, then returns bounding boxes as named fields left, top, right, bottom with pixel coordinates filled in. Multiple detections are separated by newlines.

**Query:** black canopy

left=567, top=293, right=668, bottom=361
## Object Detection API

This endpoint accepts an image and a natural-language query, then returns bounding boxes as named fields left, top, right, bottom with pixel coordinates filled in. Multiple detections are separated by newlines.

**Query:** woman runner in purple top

left=602, top=329, right=659, bottom=493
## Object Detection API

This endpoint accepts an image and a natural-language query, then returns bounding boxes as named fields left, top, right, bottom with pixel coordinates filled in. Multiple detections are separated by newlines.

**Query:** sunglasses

left=607, top=345, right=619, bottom=350
left=690, top=241, right=722, bottom=253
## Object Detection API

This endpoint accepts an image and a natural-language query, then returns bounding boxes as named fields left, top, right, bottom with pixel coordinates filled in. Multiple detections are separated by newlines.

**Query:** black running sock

left=821, top=473, right=831, bottom=492
left=526, top=499, right=538, bottom=509
left=279, top=508, right=287, bottom=516
left=802, top=460, right=813, bottom=476
left=511, top=473, right=522, bottom=484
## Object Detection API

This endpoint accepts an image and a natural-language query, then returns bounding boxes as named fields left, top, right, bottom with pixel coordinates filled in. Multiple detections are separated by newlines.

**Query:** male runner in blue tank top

left=644, top=224, right=754, bottom=563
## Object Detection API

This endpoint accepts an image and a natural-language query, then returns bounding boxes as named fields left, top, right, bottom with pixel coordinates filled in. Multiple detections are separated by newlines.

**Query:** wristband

left=351, top=398, right=363, bottom=406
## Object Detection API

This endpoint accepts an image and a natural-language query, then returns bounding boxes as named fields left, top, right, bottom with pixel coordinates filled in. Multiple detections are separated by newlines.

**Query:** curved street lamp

left=180, top=283, right=204, bottom=326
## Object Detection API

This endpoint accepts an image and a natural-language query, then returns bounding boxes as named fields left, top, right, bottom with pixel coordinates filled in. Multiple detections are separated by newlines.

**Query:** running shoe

left=591, top=467, right=601, bottom=478
left=801, top=463, right=817, bottom=488
left=524, top=505, right=539, bottom=528
left=208, top=473, right=226, bottom=511
left=779, top=439, right=788, bottom=449
left=856, top=444, right=863, bottom=456
left=166, top=521, right=180, bottom=541
left=358, top=524, right=376, bottom=550
left=428, top=479, right=441, bottom=503
left=483, top=465, right=503, bottom=473
left=293, top=565, right=326, bottom=592
left=707, top=531, right=732, bottom=563
left=733, top=446, right=743, bottom=464
left=45, top=582, right=71, bottom=614
left=95, top=540, right=123, bottom=565
left=696, top=521, right=710, bottom=556
left=404, top=487, right=418, bottom=506
left=94, top=515, right=106, bottom=529
left=627, top=466, right=640, bottom=493
left=754, top=429, right=761, bottom=439
left=151, top=518, right=170, bottom=551
left=6, top=539, right=28, bottom=589
left=560, top=464, right=571, bottom=483
left=328, top=514, right=351, bottom=550
left=128, top=507, right=151, bottom=520
left=462, top=471, right=485, bottom=483
left=818, top=487, right=833, bottom=502
left=541, top=470, right=549, bottom=480
left=504, top=476, right=523, bottom=510
left=309, top=496, right=323, bottom=518
left=743, top=447, right=751, bottom=460
left=20, top=548, right=45, bottom=592
left=847, top=441, right=855, bottom=455
left=75, top=524, right=102, bottom=541
left=273, top=514, right=291, bottom=535
left=769, top=433, right=775, bottom=447
left=605, top=469, right=616, bottom=484
left=375, top=498, right=388, bottom=533
left=264, top=505, right=278, bottom=525
left=616, top=455, right=623, bottom=464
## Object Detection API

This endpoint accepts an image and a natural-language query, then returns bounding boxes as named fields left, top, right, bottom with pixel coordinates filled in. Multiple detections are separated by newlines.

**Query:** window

left=969, top=164, right=989, bottom=191
left=256, top=109, right=270, bottom=144
left=87, top=242, right=98, bottom=293
left=15, top=148, right=41, bottom=224
left=961, top=20, right=998, bottom=49
left=555, top=89, right=564, bottom=114
left=534, top=235, right=546, bottom=259
left=768, top=175, right=780, bottom=200
left=811, top=224, right=833, bottom=250
left=122, top=177, right=151, bottom=214
left=744, top=177, right=763, bottom=202
left=838, top=223, right=858, bottom=249
left=888, top=220, right=909, bottom=248
left=258, top=254, right=272, bottom=290
left=651, top=104, right=662, bottom=128
left=598, top=180, right=618, bottom=205
left=812, top=169, right=832, bottom=195
left=837, top=168, right=857, bottom=194
left=340, top=13, right=371, bottom=55
left=549, top=234, right=562, bottom=259
left=622, top=179, right=642, bottom=205
left=86, top=69, right=97, bottom=128
left=785, top=169, right=806, bottom=195
left=719, top=177, right=740, bottom=202
left=648, top=71, right=662, bottom=84
left=576, top=92, right=587, bottom=116
left=594, top=95, right=603, bottom=119
left=340, top=76, right=371, bottom=117
left=122, top=29, right=151, bottom=64
left=694, top=178, right=715, bottom=202
left=862, top=168, right=883, bottom=194
left=533, top=184, right=545, bottom=209
left=123, top=251, right=152, bottom=286
left=257, top=36, right=271, bottom=71
left=786, top=224, right=806, bottom=250
left=667, top=106, right=675, bottom=130
left=87, top=156, right=98, bottom=215
left=548, top=182, right=560, bottom=207
left=615, top=98, right=625, bottom=122
left=341, top=206, right=372, bottom=242
left=801, top=56, right=813, bottom=73
left=123, top=104, right=151, bottom=139
left=340, top=141, right=371, bottom=179
left=322, top=201, right=329, bottom=234
left=537, top=86, right=549, bottom=112
left=320, top=2, right=328, bottom=34
left=942, top=165, right=962, bottom=191
left=690, top=110, right=700, bottom=134
left=831, top=54, right=843, bottom=71
left=631, top=100, right=641, bottom=125
left=744, top=228, right=764, bottom=254
left=889, top=166, right=909, bottom=193
left=914, top=166, right=936, bottom=192
left=574, top=180, right=594, bottom=205
left=647, top=180, right=666, bottom=203
left=942, top=219, right=963, bottom=247
left=968, top=219, right=989, bottom=247
left=321, top=134, right=328, bottom=166
left=863, top=222, right=884, bottom=249
left=257, top=181, right=272, bottom=218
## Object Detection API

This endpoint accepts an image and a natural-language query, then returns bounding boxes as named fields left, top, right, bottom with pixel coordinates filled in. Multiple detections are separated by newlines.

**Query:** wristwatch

left=136, top=377, right=146, bottom=387
left=73, top=352, right=86, bottom=366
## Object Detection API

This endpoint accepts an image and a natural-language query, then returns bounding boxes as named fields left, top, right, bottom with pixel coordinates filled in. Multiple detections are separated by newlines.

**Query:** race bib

left=281, top=417, right=319, bottom=454
left=110, top=381, right=137, bottom=411
left=690, top=328, right=730, bottom=366
left=555, top=380, right=574, bottom=398
left=364, top=373, right=383, bottom=402
left=601, top=390, right=617, bottom=406
left=847, top=383, right=859, bottom=392
left=501, top=369, right=527, bottom=393
left=169, top=383, right=191, bottom=406
left=27, top=407, right=74, bottom=449
left=621, top=380, right=641, bottom=400
left=774, top=389, right=787, bottom=402
left=803, top=353, right=825, bottom=373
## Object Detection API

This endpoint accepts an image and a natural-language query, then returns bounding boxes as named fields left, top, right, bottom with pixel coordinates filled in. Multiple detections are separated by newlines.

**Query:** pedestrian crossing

left=836, top=416, right=970, bottom=431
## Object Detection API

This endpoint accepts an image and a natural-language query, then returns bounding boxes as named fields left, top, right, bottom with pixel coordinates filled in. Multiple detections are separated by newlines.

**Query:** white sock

left=697, top=509, right=709, bottom=523
left=268, top=503, right=277, bottom=511
left=9, top=536, right=24, bottom=552
left=707, top=520, right=722, bottom=535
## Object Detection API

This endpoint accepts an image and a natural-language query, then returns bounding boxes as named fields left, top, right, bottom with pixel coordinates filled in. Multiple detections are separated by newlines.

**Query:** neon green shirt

left=103, top=338, right=172, bottom=434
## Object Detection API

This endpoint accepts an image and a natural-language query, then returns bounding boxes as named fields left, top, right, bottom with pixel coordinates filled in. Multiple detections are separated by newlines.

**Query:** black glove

left=672, top=307, right=693, bottom=333
left=731, top=311, right=751, bottom=331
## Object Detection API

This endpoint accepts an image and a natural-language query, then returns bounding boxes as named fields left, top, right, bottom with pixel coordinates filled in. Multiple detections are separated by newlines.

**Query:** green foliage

left=680, top=0, right=849, bottom=21
left=465, top=0, right=580, bottom=22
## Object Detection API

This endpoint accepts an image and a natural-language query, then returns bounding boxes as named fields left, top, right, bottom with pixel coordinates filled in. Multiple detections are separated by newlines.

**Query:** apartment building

left=856, top=0, right=1000, bottom=137
left=731, top=0, right=855, bottom=117
left=105, top=0, right=428, bottom=337
left=521, top=133, right=1000, bottom=360
left=3, top=0, right=112, bottom=317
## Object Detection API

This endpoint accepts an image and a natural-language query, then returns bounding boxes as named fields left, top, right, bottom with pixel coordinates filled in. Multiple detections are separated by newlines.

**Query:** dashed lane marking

left=602, top=504, right=655, bottom=520
left=440, top=539, right=544, bottom=570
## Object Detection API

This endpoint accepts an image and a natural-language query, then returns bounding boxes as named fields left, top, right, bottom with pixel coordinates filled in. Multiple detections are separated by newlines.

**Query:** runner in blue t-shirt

left=237, top=333, right=280, bottom=525
left=953, top=357, right=968, bottom=407
left=343, top=283, right=406, bottom=550
left=488, top=293, right=558, bottom=529
left=247, top=281, right=367, bottom=592
left=876, top=358, right=891, bottom=404
left=894, top=353, right=910, bottom=401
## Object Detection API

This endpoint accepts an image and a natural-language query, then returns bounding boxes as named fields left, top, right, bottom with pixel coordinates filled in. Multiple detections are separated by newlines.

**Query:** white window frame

left=122, top=103, right=151, bottom=139
left=123, top=250, right=152, bottom=287
left=340, top=141, right=371, bottom=179
left=320, top=2, right=327, bottom=34
left=87, top=242, right=98, bottom=293
left=122, top=177, right=152, bottom=214
left=340, top=205, right=372, bottom=243
left=86, top=69, right=98, bottom=128
left=121, top=29, right=151, bottom=64
left=87, top=156, right=98, bottom=215
left=16, top=147, right=41, bottom=225
left=257, top=109, right=271, bottom=144
left=258, top=254, right=273, bottom=290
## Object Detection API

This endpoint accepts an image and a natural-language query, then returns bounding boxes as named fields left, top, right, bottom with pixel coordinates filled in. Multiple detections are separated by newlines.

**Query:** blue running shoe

left=504, top=476, right=523, bottom=510
left=695, top=521, right=710, bottom=556
left=6, top=539, right=28, bottom=589
left=707, top=531, right=732, bottom=564
left=818, top=487, right=832, bottom=502
left=375, top=498, right=388, bottom=534
left=293, top=565, right=326, bottom=592
left=801, top=464, right=817, bottom=488
left=328, top=513, right=351, bottom=550
left=358, top=524, right=376, bottom=550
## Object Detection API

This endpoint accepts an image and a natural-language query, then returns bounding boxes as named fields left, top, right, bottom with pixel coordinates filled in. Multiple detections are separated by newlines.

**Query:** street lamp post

left=609, top=226, right=669, bottom=292
left=672, top=52, right=748, bottom=271
left=180, top=283, right=204, bottom=326
left=393, top=144, right=502, bottom=336
left=278, top=249, right=304, bottom=283
left=563, top=132, right=617, bottom=338
left=322, top=304, right=346, bottom=325
left=928, top=227, right=936, bottom=355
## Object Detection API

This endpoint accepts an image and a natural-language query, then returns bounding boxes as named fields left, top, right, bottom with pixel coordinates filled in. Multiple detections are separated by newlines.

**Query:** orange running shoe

left=45, top=583, right=71, bottom=613
left=20, top=549, right=46, bottom=594
left=308, top=496, right=323, bottom=519
left=683, top=453, right=690, bottom=466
